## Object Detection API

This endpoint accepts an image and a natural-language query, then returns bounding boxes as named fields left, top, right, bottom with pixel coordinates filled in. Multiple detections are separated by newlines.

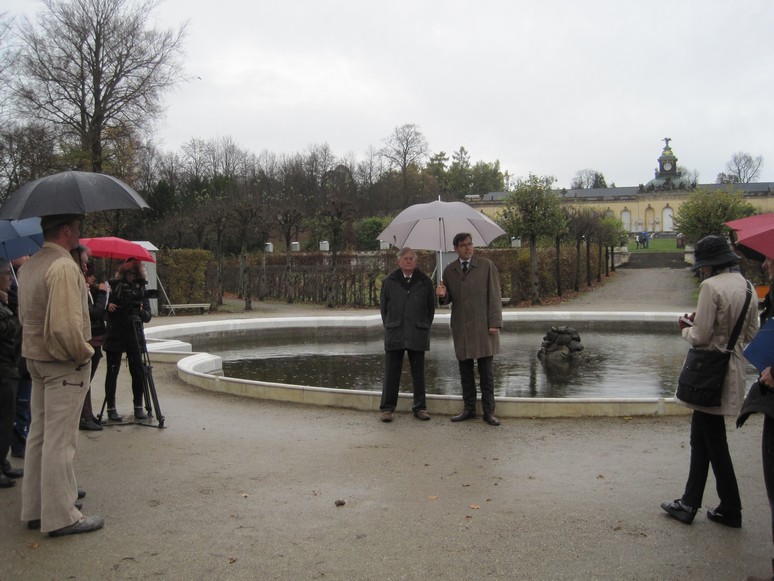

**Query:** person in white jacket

left=661, top=235, right=759, bottom=528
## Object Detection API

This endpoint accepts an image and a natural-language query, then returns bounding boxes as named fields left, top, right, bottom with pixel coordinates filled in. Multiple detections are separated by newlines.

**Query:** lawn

left=627, top=237, right=684, bottom=253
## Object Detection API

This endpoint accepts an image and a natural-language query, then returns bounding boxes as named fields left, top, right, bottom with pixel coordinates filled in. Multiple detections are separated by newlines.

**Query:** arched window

left=662, top=206, right=674, bottom=232
left=620, top=208, right=632, bottom=232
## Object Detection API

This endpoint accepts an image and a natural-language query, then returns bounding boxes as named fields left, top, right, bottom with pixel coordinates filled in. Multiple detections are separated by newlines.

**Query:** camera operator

left=103, top=259, right=152, bottom=422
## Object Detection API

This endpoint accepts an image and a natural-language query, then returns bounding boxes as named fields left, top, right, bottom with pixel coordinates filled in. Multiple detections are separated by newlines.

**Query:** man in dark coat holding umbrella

left=379, top=247, right=435, bottom=422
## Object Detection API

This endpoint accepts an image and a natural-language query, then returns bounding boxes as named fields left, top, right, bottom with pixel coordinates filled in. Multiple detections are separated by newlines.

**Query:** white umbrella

left=377, top=200, right=506, bottom=252
left=377, top=200, right=506, bottom=282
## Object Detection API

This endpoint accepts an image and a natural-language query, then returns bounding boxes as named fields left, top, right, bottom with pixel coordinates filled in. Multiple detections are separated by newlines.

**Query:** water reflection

left=204, top=331, right=760, bottom=399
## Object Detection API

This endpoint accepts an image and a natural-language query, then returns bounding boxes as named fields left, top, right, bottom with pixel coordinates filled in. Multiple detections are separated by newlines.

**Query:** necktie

left=404, top=277, right=411, bottom=284
left=462, top=261, right=469, bottom=273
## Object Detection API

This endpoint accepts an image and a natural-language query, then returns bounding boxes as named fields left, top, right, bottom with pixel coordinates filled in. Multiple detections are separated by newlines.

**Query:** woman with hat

left=661, top=235, right=759, bottom=528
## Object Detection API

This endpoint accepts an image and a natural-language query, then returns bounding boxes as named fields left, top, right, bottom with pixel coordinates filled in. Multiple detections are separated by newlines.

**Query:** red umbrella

left=725, top=213, right=774, bottom=260
left=80, top=237, right=155, bottom=263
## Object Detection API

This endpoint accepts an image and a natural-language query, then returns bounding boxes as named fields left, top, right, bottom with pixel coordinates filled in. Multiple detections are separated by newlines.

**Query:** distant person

left=635, top=234, right=640, bottom=250
left=19, top=214, right=104, bottom=537
left=0, top=258, right=22, bottom=488
left=661, top=235, right=758, bottom=528
left=436, top=232, right=503, bottom=426
left=378, top=247, right=435, bottom=422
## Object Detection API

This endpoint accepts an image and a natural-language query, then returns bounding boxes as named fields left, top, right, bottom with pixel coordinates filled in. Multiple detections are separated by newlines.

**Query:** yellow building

left=476, top=140, right=774, bottom=233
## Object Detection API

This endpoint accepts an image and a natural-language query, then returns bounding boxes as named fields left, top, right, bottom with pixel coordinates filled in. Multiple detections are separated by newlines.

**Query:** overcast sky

left=7, top=0, right=774, bottom=189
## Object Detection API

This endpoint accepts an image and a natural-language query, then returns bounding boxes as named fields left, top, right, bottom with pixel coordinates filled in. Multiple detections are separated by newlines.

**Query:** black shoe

left=75, top=501, right=83, bottom=510
left=134, top=407, right=148, bottom=420
left=79, top=417, right=103, bottom=431
left=483, top=413, right=501, bottom=426
left=27, top=519, right=40, bottom=530
left=2, top=460, right=23, bottom=478
left=77, top=488, right=86, bottom=500
left=107, top=408, right=123, bottom=422
left=707, top=507, right=742, bottom=528
left=0, top=473, right=15, bottom=488
left=451, top=410, right=476, bottom=422
left=661, top=499, right=697, bottom=524
left=48, top=515, right=105, bottom=537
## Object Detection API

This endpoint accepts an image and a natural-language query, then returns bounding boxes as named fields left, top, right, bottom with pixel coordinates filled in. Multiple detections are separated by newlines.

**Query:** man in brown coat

left=436, top=232, right=503, bottom=425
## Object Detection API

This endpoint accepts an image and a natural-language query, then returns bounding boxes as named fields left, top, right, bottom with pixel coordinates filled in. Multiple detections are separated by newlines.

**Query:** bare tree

left=0, top=13, right=16, bottom=124
left=15, top=0, right=187, bottom=172
left=380, top=123, right=429, bottom=207
left=570, top=169, right=607, bottom=189
left=717, top=152, right=764, bottom=184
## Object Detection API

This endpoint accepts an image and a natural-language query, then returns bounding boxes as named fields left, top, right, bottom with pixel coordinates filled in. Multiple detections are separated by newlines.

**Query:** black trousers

left=458, top=356, right=495, bottom=414
left=682, top=410, right=741, bottom=512
left=0, top=376, right=18, bottom=464
left=380, top=350, right=426, bottom=413
left=763, top=416, right=774, bottom=573
left=104, top=350, right=144, bottom=408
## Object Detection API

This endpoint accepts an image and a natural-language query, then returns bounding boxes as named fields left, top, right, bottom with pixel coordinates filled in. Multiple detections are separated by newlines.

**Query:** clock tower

left=643, top=138, right=693, bottom=191
left=656, top=137, right=678, bottom=177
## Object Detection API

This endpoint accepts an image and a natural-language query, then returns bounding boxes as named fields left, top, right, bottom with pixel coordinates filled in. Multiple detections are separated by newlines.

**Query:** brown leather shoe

left=413, top=410, right=430, bottom=421
left=380, top=411, right=393, bottom=423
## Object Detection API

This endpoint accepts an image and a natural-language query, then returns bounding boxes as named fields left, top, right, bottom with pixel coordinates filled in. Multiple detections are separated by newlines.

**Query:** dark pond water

left=198, top=330, right=761, bottom=399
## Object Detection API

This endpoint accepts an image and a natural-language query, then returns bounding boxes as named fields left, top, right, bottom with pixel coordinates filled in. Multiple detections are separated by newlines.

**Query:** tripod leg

left=131, top=314, right=165, bottom=428
left=96, top=396, right=108, bottom=424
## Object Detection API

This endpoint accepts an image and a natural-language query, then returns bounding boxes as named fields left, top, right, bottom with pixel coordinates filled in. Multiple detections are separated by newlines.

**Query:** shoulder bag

left=676, top=281, right=753, bottom=407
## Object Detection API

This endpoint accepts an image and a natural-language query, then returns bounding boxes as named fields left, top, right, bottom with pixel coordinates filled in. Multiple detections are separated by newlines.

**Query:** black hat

left=692, top=235, right=739, bottom=271
left=40, top=214, right=84, bottom=232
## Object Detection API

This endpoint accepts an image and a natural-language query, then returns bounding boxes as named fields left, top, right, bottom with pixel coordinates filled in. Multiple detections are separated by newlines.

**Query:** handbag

left=676, top=281, right=753, bottom=407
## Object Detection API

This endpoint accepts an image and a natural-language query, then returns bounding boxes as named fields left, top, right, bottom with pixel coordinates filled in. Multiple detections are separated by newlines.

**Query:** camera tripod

left=98, top=310, right=165, bottom=429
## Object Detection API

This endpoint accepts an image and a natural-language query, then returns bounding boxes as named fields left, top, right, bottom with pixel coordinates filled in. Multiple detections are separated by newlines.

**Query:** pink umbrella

left=725, top=213, right=774, bottom=259
left=80, top=237, right=155, bottom=263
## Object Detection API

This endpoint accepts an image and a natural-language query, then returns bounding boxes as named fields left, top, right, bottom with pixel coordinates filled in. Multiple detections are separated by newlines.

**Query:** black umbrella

left=0, top=171, right=150, bottom=220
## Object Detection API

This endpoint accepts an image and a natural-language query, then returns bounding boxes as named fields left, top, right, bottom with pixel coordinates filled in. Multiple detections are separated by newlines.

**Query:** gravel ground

left=2, top=266, right=771, bottom=581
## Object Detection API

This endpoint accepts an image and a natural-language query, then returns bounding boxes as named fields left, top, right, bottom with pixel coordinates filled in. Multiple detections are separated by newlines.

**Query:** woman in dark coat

left=0, top=259, right=22, bottom=487
left=103, top=260, right=152, bottom=422
left=378, top=247, right=435, bottom=422
left=79, top=264, right=108, bottom=430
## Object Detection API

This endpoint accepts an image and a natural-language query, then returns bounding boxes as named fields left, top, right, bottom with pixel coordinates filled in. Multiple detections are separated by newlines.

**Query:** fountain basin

left=143, top=311, right=701, bottom=418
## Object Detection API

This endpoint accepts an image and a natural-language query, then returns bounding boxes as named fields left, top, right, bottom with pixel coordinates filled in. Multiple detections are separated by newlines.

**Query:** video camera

left=112, top=278, right=159, bottom=308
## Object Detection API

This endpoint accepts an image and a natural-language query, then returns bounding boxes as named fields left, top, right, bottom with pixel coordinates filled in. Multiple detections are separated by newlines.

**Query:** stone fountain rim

left=144, top=311, right=691, bottom=418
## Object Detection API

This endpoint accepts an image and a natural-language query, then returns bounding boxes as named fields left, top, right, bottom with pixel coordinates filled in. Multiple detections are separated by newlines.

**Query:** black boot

left=107, top=408, right=123, bottom=422
left=134, top=406, right=148, bottom=420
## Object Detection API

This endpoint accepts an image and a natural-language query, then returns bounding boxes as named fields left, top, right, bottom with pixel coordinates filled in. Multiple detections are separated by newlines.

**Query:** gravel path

left=3, top=266, right=770, bottom=581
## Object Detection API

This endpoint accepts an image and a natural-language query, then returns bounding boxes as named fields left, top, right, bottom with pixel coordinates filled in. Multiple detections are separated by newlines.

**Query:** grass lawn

left=627, top=237, right=684, bottom=253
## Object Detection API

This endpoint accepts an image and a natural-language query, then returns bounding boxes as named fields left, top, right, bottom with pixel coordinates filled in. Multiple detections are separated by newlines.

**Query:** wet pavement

left=2, top=267, right=771, bottom=580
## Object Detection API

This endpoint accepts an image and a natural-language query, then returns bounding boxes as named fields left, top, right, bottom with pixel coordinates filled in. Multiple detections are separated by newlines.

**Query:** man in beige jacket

left=19, top=214, right=104, bottom=537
